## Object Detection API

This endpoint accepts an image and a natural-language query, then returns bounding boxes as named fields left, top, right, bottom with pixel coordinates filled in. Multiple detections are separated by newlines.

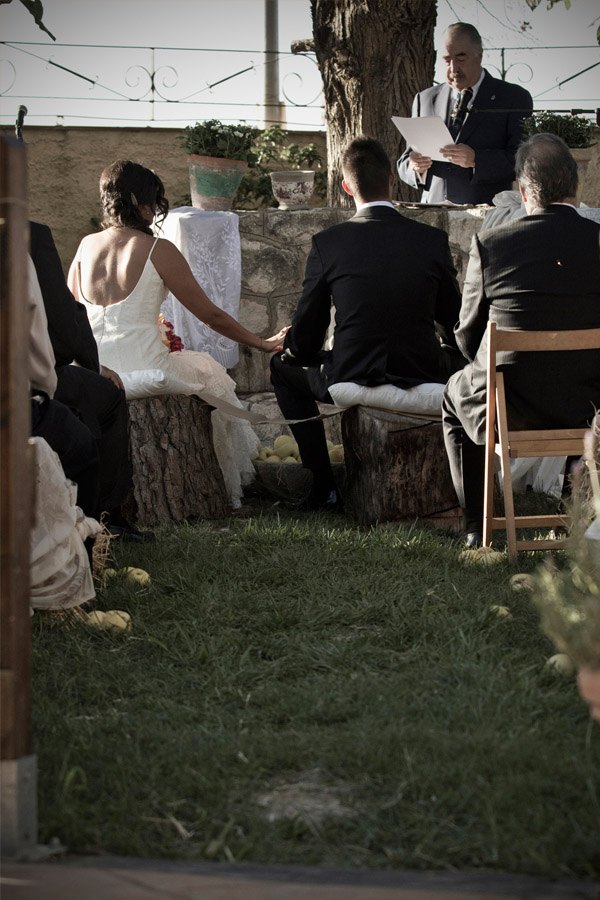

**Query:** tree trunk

left=311, top=0, right=437, bottom=205
left=124, top=395, right=230, bottom=526
left=341, top=406, right=458, bottom=525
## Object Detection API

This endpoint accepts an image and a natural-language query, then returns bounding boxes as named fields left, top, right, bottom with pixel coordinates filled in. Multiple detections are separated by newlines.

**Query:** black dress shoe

left=297, top=488, right=344, bottom=513
left=464, top=531, right=483, bottom=549
left=108, top=524, right=156, bottom=543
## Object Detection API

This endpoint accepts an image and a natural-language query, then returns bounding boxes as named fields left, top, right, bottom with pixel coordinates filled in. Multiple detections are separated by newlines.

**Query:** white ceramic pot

left=270, top=170, right=315, bottom=210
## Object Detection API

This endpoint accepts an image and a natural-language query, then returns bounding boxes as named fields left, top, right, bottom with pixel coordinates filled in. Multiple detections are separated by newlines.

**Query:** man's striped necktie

left=449, top=87, right=473, bottom=139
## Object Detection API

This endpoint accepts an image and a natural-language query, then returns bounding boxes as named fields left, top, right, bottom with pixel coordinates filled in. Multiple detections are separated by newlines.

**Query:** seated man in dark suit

left=397, top=22, right=533, bottom=205
left=29, top=221, right=152, bottom=541
left=271, top=136, right=465, bottom=510
left=28, top=254, right=100, bottom=522
left=442, top=133, right=600, bottom=548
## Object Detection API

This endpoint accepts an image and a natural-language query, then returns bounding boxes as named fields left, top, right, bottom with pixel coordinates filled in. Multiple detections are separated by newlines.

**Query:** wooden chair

left=483, top=321, right=600, bottom=561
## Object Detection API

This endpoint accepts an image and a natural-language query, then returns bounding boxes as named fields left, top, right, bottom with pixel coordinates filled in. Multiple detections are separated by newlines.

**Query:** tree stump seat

left=123, top=394, right=229, bottom=526
left=341, top=406, right=460, bottom=528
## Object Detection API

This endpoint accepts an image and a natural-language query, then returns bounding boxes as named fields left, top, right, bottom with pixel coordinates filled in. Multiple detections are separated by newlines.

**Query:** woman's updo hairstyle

left=99, top=159, right=169, bottom=234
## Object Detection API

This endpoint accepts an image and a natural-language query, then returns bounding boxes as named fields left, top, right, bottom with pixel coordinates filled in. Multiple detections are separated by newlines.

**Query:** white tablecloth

left=160, top=207, right=241, bottom=369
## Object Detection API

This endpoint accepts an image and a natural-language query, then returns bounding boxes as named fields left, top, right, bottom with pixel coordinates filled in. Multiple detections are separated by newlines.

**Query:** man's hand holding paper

left=439, top=143, right=476, bottom=168
left=409, top=151, right=432, bottom=176
left=392, top=115, right=454, bottom=163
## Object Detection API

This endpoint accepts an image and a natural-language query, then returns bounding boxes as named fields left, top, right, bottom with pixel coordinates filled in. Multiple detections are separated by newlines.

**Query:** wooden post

left=0, top=136, right=37, bottom=858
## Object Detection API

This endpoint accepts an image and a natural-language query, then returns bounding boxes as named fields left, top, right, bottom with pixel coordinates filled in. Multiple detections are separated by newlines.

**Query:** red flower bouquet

left=158, top=314, right=184, bottom=353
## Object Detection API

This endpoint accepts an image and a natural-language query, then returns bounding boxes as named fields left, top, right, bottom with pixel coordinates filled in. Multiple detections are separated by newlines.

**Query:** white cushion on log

left=120, top=368, right=194, bottom=400
left=328, top=381, right=444, bottom=418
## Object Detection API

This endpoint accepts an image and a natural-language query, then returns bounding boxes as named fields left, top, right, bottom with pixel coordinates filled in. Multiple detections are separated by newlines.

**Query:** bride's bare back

left=70, top=227, right=157, bottom=307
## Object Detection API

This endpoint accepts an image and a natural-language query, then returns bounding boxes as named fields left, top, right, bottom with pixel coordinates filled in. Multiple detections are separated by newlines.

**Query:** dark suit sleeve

left=434, top=235, right=461, bottom=350
left=454, top=234, right=489, bottom=362
left=397, top=92, right=422, bottom=190
left=471, top=86, right=533, bottom=186
left=283, top=238, right=333, bottom=364
left=29, top=221, right=100, bottom=373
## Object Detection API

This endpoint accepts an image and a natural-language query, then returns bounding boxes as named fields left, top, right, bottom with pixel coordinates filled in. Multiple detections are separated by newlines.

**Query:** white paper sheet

left=392, top=116, right=454, bottom=162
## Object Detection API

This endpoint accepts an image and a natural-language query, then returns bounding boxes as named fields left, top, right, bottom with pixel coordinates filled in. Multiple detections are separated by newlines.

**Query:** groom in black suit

left=271, top=136, right=464, bottom=510
left=397, top=22, right=533, bottom=205
left=442, top=133, right=600, bottom=547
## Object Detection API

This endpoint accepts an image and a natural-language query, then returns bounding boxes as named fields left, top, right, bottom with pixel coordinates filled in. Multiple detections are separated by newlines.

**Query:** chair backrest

left=486, top=321, right=600, bottom=408
left=491, top=325, right=600, bottom=354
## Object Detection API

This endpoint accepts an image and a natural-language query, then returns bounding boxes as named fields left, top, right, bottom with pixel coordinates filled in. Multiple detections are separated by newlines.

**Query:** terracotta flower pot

left=270, top=170, right=315, bottom=211
left=187, top=155, right=248, bottom=211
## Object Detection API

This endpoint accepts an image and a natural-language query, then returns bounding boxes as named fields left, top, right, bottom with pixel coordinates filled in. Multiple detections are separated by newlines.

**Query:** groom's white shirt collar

left=356, top=200, right=396, bottom=211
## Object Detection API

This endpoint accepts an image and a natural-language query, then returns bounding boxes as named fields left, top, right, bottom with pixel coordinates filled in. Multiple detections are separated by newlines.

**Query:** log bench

left=341, top=406, right=460, bottom=528
left=123, top=394, right=229, bottom=526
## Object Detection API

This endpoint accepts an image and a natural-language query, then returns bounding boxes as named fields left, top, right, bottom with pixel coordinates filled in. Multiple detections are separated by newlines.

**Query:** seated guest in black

left=442, top=133, right=600, bottom=548
left=271, top=136, right=465, bottom=510
left=28, top=254, right=100, bottom=521
left=29, top=220, right=151, bottom=541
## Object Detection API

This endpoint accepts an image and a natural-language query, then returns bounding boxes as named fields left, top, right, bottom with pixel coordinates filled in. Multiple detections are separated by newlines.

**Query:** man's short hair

left=445, top=22, right=483, bottom=53
left=342, top=137, right=391, bottom=200
left=516, top=133, right=578, bottom=208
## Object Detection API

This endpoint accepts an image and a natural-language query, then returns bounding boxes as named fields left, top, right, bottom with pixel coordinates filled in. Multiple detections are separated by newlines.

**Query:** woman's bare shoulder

left=153, top=234, right=179, bottom=252
left=152, top=235, right=185, bottom=263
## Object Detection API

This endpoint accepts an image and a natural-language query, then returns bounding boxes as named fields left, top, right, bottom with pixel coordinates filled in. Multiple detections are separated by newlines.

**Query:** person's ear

left=341, top=179, right=353, bottom=197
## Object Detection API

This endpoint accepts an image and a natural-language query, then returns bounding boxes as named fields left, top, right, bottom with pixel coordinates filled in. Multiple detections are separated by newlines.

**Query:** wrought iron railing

left=0, top=40, right=598, bottom=129
left=0, top=41, right=324, bottom=129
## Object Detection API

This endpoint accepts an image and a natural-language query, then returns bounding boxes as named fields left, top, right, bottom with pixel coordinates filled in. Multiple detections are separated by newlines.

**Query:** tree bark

left=311, top=0, right=437, bottom=205
left=124, top=395, right=230, bottom=526
left=341, top=407, right=458, bottom=525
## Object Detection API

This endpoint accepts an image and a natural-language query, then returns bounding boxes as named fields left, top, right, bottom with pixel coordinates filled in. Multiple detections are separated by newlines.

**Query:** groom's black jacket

left=283, top=205, right=462, bottom=388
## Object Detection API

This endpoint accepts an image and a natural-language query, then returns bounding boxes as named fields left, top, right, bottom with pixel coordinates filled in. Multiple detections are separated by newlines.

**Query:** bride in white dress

left=67, top=159, right=287, bottom=509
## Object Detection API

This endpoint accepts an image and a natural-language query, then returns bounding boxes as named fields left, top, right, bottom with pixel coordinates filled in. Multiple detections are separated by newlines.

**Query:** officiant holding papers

left=397, top=22, right=533, bottom=205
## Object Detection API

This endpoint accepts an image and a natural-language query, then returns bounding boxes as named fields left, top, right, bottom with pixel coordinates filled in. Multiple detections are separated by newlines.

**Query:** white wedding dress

left=80, top=238, right=259, bottom=509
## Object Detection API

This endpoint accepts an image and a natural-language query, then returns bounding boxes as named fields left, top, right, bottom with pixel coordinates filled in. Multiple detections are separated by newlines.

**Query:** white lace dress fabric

left=30, top=437, right=100, bottom=610
left=82, top=241, right=259, bottom=509
left=160, top=208, right=241, bottom=369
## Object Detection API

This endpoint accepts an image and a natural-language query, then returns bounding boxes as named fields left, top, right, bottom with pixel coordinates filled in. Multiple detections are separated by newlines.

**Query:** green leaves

left=523, top=111, right=595, bottom=149
left=182, top=120, right=260, bottom=163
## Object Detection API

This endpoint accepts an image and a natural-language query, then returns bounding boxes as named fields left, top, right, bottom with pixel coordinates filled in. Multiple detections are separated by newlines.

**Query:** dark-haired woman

left=68, top=159, right=287, bottom=509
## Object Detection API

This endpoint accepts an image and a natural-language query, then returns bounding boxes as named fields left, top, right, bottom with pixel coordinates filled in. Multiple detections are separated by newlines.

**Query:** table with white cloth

left=160, top=207, right=242, bottom=369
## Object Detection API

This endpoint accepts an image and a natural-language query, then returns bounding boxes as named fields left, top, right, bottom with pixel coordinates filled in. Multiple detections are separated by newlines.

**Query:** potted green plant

left=236, top=127, right=326, bottom=210
left=522, top=111, right=595, bottom=149
left=181, top=119, right=260, bottom=211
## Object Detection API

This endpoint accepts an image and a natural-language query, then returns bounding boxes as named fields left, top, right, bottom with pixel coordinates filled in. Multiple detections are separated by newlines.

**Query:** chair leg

left=495, top=375, right=517, bottom=561
left=500, top=452, right=518, bottom=562
left=483, top=444, right=496, bottom=548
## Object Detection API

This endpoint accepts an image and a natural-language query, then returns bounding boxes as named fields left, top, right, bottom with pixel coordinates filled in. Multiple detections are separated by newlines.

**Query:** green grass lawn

left=32, top=501, right=600, bottom=879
